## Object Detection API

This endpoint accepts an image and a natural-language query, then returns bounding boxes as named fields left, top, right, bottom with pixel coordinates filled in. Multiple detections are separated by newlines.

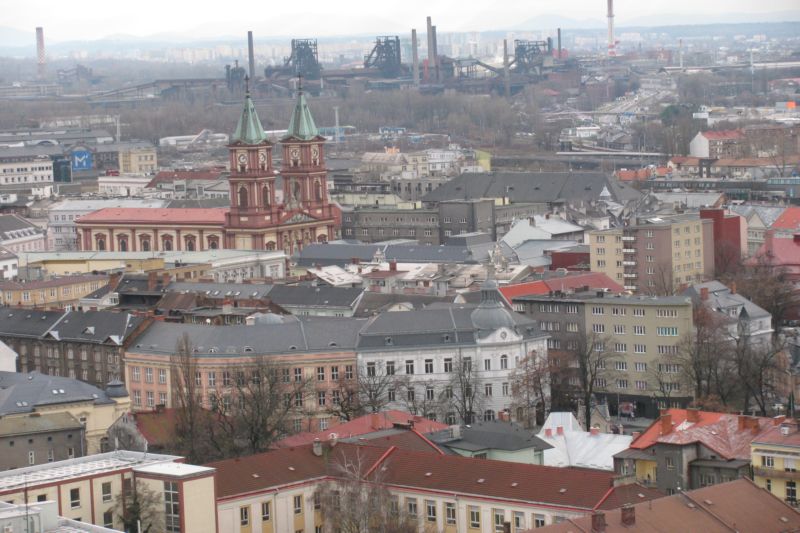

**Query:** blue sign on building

left=71, top=150, right=93, bottom=171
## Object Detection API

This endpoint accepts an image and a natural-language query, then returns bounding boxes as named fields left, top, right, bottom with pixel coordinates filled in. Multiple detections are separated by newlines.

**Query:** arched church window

left=314, top=180, right=322, bottom=201
left=262, top=185, right=270, bottom=207
left=238, top=186, right=249, bottom=208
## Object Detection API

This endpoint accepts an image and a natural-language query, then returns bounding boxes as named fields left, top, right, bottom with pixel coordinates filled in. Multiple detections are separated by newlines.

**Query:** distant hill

left=0, top=26, right=33, bottom=48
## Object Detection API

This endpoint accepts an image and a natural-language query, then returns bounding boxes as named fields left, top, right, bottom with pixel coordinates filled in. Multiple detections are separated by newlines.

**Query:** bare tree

left=115, top=479, right=163, bottom=533
left=395, top=375, right=443, bottom=419
left=314, top=448, right=421, bottom=533
left=732, top=331, right=786, bottom=415
left=326, top=376, right=362, bottom=422
left=444, top=353, right=484, bottom=424
left=566, top=331, right=617, bottom=431
left=677, top=302, right=729, bottom=401
left=170, top=333, right=209, bottom=464
left=510, top=350, right=550, bottom=428
left=732, top=260, right=799, bottom=335
left=204, top=358, right=314, bottom=458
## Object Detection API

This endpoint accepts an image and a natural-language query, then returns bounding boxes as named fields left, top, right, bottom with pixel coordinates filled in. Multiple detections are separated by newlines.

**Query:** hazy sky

left=5, top=0, right=799, bottom=41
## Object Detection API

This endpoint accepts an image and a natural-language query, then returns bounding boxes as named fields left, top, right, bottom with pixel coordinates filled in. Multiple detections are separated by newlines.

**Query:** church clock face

left=311, top=146, right=319, bottom=159
left=290, top=148, right=300, bottom=159
left=237, top=153, right=247, bottom=165
left=258, top=152, right=267, bottom=164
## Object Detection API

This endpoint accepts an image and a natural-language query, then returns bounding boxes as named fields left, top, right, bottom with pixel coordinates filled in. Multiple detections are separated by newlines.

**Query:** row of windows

left=366, top=356, right=509, bottom=376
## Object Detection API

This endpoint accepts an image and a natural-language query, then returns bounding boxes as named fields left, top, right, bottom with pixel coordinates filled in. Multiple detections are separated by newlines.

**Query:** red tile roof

left=274, top=410, right=449, bottom=448
left=535, top=478, right=800, bottom=533
left=208, top=441, right=661, bottom=511
left=630, top=409, right=774, bottom=460
left=771, top=207, right=800, bottom=230
left=752, top=420, right=800, bottom=446
left=499, top=273, right=624, bottom=301
left=752, top=234, right=800, bottom=267
left=75, top=207, right=228, bottom=225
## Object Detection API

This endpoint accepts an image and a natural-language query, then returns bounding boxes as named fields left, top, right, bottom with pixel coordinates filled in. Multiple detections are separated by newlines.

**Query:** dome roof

left=105, top=379, right=129, bottom=398
left=470, top=278, right=517, bottom=332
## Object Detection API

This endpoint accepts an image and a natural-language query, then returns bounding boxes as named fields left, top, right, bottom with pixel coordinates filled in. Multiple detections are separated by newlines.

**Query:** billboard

left=71, top=150, right=93, bottom=171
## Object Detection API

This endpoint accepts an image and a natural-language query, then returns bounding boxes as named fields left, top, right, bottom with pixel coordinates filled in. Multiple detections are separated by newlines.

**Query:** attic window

left=289, top=345, right=297, bottom=350
left=385, top=337, right=393, bottom=346
left=511, top=482, right=518, bottom=487
left=477, top=478, right=485, bottom=484
left=252, top=473, right=260, bottom=478
left=329, top=342, right=338, bottom=347
left=209, top=348, right=218, bottom=353
left=243, top=346, right=254, bottom=353
left=83, top=327, right=95, bottom=335
left=288, top=466, right=295, bottom=471
left=425, top=472, right=432, bottom=477
left=252, top=292, right=259, bottom=297
left=559, top=488, right=567, bottom=493
left=703, top=499, right=713, bottom=505
left=443, top=334, right=451, bottom=343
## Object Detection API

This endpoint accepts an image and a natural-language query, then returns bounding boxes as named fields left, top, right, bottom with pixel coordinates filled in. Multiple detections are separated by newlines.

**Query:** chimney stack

left=426, top=16, right=435, bottom=83
left=729, top=281, right=737, bottom=294
left=411, top=29, right=420, bottom=87
left=591, top=511, right=606, bottom=533
left=431, top=25, right=439, bottom=82
left=660, top=413, right=673, bottom=435
left=700, top=287, right=709, bottom=301
left=686, top=408, right=700, bottom=423
left=556, top=425, right=564, bottom=436
left=147, top=271, right=158, bottom=291
left=738, top=415, right=747, bottom=431
left=557, top=28, right=562, bottom=59
left=370, top=412, right=381, bottom=430
left=247, top=31, right=256, bottom=81
left=606, top=0, right=615, bottom=57
left=36, top=27, right=45, bottom=79
left=621, top=504, right=635, bottom=526
left=590, top=427, right=600, bottom=436
left=389, top=260, right=397, bottom=272
left=545, top=428, right=553, bottom=438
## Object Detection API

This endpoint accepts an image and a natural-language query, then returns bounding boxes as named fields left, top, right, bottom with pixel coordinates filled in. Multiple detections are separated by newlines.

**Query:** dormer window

left=385, top=337, right=393, bottom=346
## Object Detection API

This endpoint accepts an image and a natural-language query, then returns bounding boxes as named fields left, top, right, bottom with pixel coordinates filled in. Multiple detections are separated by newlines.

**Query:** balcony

left=622, top=236, right=636, bottom=241
left=753, top=466, right=800, bottom=480
left=622, top=261, right=637, bottom=266
left=623, top=273, right=638, bottom=279
left=623, top=248, right=636, bottom=254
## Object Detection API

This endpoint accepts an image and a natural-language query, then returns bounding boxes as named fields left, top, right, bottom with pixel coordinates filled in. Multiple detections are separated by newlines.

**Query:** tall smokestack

left=503, top=39, right=510, bottom=98
left=35, top=27, right=45, bottom=79
left=607, top=0, right=615, bottom=57
left=679, top=38, right=684, bottom=69
left=426, top=16, right=434, bottom=83
left=411, top=29, right=420, bottom=87
left=557, top=28, right=562, bottom=60
left=247, top=31, right=256, bottom=81
left=431, top=25, right=439, bottom=82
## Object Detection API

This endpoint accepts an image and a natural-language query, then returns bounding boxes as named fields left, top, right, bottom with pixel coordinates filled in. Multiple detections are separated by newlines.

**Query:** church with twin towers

left=77, top=89, right=340, bottom=255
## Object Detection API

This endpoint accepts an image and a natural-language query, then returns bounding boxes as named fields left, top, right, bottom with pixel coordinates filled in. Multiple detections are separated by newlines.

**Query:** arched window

left=207, top=236, right=219, bottom=250
left=484, top=410, right=495, bottom=422
left=262, top=185, right=270, bottom=207
left=118, top=237, right=128, bottom=252
left=500, top=354, right=508, bottom=369
left=314, top=180, right=322, bottom=201
left=265, top=241, right=276, bottom=251
left=96, top=237, right=106, bottom=251
left=317, top=234, right=327, bottom=243
left=292, top=181, right=301, bottom=202
left=185, top=236, right=196, bottom=252
left=140, top=237, right=151, bottom=252
left=162, top=236, right=173, bottom=251
left=238, top=186, right=248, bottom=208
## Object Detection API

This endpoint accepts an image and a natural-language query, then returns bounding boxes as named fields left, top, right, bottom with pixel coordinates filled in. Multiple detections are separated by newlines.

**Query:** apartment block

left=514, top=291, right=694, bottom=418
left=589, top=215, right=714, bottom=294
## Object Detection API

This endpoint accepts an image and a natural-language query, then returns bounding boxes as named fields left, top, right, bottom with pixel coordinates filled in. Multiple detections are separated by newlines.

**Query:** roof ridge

left=365, top=445, right=398, bottom=477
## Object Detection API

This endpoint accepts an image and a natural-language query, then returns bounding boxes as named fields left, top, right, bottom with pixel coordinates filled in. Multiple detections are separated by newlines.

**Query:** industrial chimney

left=607, top=0, right=615, bottom=57
left=426, top=16, right=434, bottom=83
left=411, top=29, right=420, bottom=86
left=35, top=27, right=45, bottom=79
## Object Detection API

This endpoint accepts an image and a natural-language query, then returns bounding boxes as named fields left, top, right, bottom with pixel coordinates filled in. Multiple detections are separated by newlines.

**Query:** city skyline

left=2, top=0, right=799, bottom=44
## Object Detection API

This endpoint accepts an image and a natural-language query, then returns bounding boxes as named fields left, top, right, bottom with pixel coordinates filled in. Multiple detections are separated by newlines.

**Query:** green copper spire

left=283, top=88, right=319, bottom=141
left=231, top=82, right=268, bottom=145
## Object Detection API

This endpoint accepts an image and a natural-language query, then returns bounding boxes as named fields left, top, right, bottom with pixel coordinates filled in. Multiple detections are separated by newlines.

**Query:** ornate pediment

left=281, top=211, right=318, bottom=224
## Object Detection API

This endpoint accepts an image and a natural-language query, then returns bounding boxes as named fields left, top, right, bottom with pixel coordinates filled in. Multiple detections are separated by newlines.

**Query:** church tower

left=276, top=87, right=338, bottom=254
left=224, top=85, right=279, bottom=249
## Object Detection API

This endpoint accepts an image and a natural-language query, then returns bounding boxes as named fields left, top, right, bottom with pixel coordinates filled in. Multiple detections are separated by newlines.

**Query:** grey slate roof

left=421, top=171, right=642, bottom=205
left=165, top=281, right=364, bottom=310
left=0, top=371, right=118, bottom=415
left=0, top=214, right=44, bottom=241
left=296, top=242, right=486, bottom=267
left=0, top=411, right=83, bottom=437
left=683, top=281, right=771, bottom=320
left=0, top=309, right=142, bottom=345
left=130, top=316, right=367, bottom=356
left=357, top=303, right=541, bottom=350
left=266, top=285, right=364, bottom=309
left=432, top=421, right=553, bottom=452
left=353, top=292, right=452, bottom=317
